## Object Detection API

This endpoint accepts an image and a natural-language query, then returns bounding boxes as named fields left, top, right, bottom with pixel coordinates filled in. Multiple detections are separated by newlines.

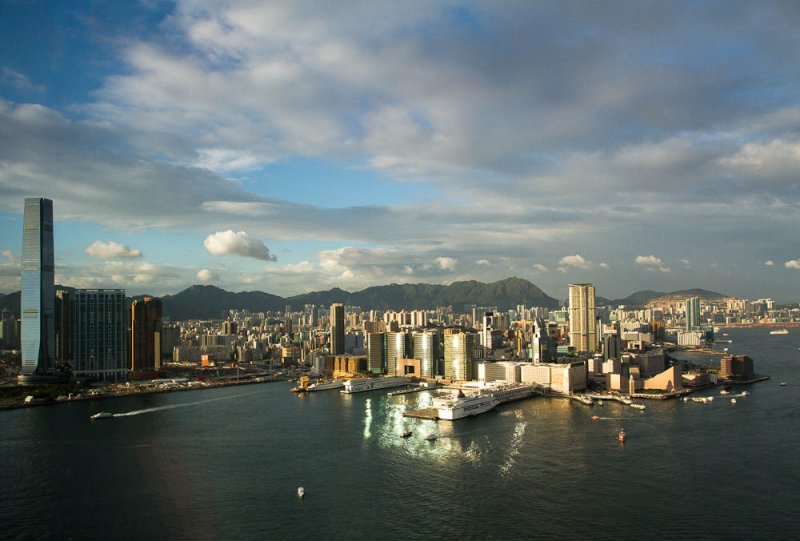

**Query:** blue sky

left=1, top=1, right=799, bottom=302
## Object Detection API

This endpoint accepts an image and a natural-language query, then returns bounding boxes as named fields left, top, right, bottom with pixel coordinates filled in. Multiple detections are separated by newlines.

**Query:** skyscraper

left=21, top=198, right=55, bottom=377
left=131, top=297, right=163, bottom=372
left=71, top=289, right=128, bottom=381
left=568, top=283, right=597, bottom=353
left=444, top=329, right=478, bottom=381
left=413, top=330, right=441, bottom=378
left=685, top=297, right=700, bottom=331
left=330, top=303, right=345, bottom=355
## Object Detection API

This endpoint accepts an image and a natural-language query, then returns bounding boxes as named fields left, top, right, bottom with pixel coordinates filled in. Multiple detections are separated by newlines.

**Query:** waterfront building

left=568, top=283, right=597, bottom=353
left=531, top=318, right=552, bottom=363
left=444, top=329, right=479, bottom=381
left=20, top=197, right=55, bottom=377
left=385, top=331, right=407, bottom=375
left=131, top=297, right=163, bottom=372
left=413, top=330, right=441, bottom=378
left=719, top=355, right=754, bottom=380
left=366, top=331, right=385, bottom=374
left=520, top=361, right=587, bottom=394
left=685, top=297, right=701, bottom=331
left=70, top=289, right=128, bottom=381
left=641, top=365, right=682, bottom=392
left=330, top=303, right=345, bottom=355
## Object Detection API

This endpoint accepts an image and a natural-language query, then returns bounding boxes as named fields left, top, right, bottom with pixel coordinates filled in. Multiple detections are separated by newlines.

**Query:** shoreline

left=0, top=376, right=287, bottom=413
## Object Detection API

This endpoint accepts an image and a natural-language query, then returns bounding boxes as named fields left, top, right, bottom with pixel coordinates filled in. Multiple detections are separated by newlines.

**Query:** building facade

left=568, top=283, right=597, bottom=353
left=21, top=198, right=55, bottom=376
left=330, top=303, right=345, bottom=355
left=131, top=297, right=163, bottom=372
left=70, top=289, right=128, bottom=381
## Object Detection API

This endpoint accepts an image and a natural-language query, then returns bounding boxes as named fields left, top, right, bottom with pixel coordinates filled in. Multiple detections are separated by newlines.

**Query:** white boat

left=306, top=379, right=345, bottom=392
left=341, top=376, right=411, bottom=394
left=731, top=398, right=737, bottom=404
left=779, top=382, right=787, bottom=386
left=90, top=412, right=113, bottom=420
left=630, top=403, right=646, bottom=410
left=433, top=389, right=499, bottom=420
left=297, top=487, right=304, bottom=498
left=770, top=328, right=789, bottom=335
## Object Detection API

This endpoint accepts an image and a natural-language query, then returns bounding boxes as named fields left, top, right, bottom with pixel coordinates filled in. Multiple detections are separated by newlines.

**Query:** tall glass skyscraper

left=21, top=198, right=55, bottom=376
left=568, top=283, right=597, bottom=353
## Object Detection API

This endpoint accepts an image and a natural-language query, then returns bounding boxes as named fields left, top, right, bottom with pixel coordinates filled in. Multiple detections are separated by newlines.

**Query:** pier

left=403, top=408, right=439, bottom=420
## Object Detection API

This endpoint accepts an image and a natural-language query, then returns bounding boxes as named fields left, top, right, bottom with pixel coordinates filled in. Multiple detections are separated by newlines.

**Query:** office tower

left=568, top=283, right=597, bottom=353
left=131, top=297, right=163, bottom=371
left=55, top=289, right=73, bottom=368
left=531, top=318, right=551, bottom=363
left=444, top=329, right=478, bottom=381
left=21, top=198, right=55, bottom=376
left=603, top=322, right=622, bottom=361
left=386, top=331, right=406, bottom=375
left=413, top=330, right=441, bottom=378
left=685, top=297, right=700, bottom=331
left=330, top=303, right=345, bottom=355
left=69, top=289, right=128, bottom=381
left=366, top=332, right=386, bottom=374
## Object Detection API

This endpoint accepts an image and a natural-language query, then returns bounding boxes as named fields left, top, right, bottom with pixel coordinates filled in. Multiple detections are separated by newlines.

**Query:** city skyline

left=2, top=2, right=800, bottom=302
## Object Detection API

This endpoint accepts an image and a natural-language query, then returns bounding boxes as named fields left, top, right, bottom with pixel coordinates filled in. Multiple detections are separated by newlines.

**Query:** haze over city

left=1, top=1, right=799, bottom=302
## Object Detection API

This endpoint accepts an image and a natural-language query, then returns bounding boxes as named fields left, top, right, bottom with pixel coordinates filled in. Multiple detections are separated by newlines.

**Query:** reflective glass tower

left=21, top=198, right=55, bottom=375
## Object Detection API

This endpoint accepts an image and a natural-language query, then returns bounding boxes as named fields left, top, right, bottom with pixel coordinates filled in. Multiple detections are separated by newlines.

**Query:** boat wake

left=113, top=390, right=263, bottom=417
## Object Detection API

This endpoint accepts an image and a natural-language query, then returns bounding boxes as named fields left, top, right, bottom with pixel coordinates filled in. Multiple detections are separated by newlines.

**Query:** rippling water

left=2, top=327, right=799, bottom=540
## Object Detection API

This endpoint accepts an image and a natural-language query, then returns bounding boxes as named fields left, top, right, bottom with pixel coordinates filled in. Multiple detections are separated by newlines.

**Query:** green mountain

left=161, top=285, right=285, bottom=320
left=599, top=288, right=726, bottom=307
left=0, top=291, right=20, bottom=318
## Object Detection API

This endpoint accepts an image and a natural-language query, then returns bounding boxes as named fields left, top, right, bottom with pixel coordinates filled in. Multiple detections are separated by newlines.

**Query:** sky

left=1, top=0, right=799, bottom=303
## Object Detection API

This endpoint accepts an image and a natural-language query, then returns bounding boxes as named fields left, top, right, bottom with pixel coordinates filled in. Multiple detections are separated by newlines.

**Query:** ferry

left=306, top=379, right=345, bottom=392
left=433, top=389, right=499, bottom=420
left=341, top=376, right=411, bottom=394
left=630, top=403, right=646, bottom=410
left=487, top=383, right=538, bottom=404
left=770, top=328, right=789, bottom=335
left=90, top=412, right=113, bottom=420
left=297, top=487, right=304, bottom=498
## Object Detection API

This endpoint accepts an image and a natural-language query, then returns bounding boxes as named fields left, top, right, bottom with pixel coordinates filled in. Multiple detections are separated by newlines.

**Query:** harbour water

left=2, top=327, right=799, bottom=540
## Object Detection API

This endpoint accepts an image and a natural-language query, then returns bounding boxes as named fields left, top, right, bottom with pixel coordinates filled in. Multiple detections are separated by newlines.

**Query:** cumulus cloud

left=558, top=255, right=594, bottom=270
left=475, top=259, right=491, bottom=266
left=786, top=259, right=800, bottom=270
left=196, top=269, right=219, bottom=283
left=203, top=230, right=277, bottom=261
left=635, top=255, right=671, bottom=272
left=435, top=257, right=458, bottom=271
left=532, top=264, right=549, bottom=272
left=2, top=249, right=15, bottom=262
left=85, top=241, right=143, bottom=259
left=765, top=260, right=774, bottom=267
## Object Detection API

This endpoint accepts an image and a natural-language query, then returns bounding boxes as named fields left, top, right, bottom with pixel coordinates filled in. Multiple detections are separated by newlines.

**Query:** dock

left=388, top=386, right=431, bottom=396
left=403, top=408, right=439, bottom=420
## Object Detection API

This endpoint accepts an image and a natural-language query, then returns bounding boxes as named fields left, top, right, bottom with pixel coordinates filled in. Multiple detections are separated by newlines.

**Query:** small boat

left=720, top=389, right=730, bottom=396
left=425, top=434, right=438, bottom=442
left=731, top=398, right=737, bottom=404
left=591, top=415, right=599, bottom=421
left=90, top=412, right=113, bottom=420
left=770, top=328, right=789, bottom=335
left=618, top=429, right=626, bottom=443
left=630, top=403, right=646, bottom=410
left=401, top=430, right=413, bottom=438
left=779, top=382, right=787, bottom=386
left=297, top=487, right=304, bottom=498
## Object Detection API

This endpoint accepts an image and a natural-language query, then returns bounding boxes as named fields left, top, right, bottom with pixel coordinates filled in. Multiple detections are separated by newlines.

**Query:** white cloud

left=2, top=249, right=15, bottom=262
left=681, top=258, right=691, bottom=268
left=764, top=260, right=774, bottom=267
left=403, top=265, right=414, bottom=275
left=786, top=259, right=800, bottom=270
left=599, top=263, right=610, bottom=269
left=558, top=254, right=594, bottom=270
left=475, top=259, right=491, bottom=266
left=196, top=269, right=219, bottom=282
left=532, top=264, right=549, bottom=272
left=85, top=240, right=142, bottom=259
left=203, top=230, right=277, bottom=261
left=435, top=257, right=458, bottom=271
left=635, top=255, right=670, bottom=272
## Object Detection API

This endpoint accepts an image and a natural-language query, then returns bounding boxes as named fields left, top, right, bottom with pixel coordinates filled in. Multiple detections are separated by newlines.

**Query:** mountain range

left=0, top=278, right=727, bottom=321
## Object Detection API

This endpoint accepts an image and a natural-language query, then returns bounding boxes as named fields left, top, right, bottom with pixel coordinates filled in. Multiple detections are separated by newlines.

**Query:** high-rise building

left=686, top=297, right=700, bottom=331
left=531, top=318, right=552, bottom=363
left=330, top=303, right=345, bottom=355
left=413, top=330, right=441, bottom=378
left=444, top=329, right=479, bottom=381
left=366, top=332, right=385, bottom=374
left=568, top=283, right=597, bottom=353
left=69, top=289, right=128, bottom=381
left=385, top=331, right=407, bottom=375
left=21, top=198, right=55, bottom=377
left=131, top=297, right=162, bottom=372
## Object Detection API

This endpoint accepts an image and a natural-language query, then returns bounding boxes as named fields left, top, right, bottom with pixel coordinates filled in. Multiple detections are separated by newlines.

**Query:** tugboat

left=591, top=415, right=600, bottom=421
left=618, top=428, right=626, bottom=443
left=401, top=430, right=413, bottom=438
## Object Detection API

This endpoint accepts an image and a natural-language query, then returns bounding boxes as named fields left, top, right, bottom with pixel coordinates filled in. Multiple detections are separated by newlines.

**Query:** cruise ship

left=433, top=390, right=499, bottom=420
left=341, top=376, right=412, bottom=394
left=306, top=380, right=345, bottom=392
left=485, top=383, right=538, bottom=404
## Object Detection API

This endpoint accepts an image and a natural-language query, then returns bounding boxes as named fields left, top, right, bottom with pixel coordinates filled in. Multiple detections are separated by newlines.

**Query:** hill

left=598, top=288, right=726, bottom=307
